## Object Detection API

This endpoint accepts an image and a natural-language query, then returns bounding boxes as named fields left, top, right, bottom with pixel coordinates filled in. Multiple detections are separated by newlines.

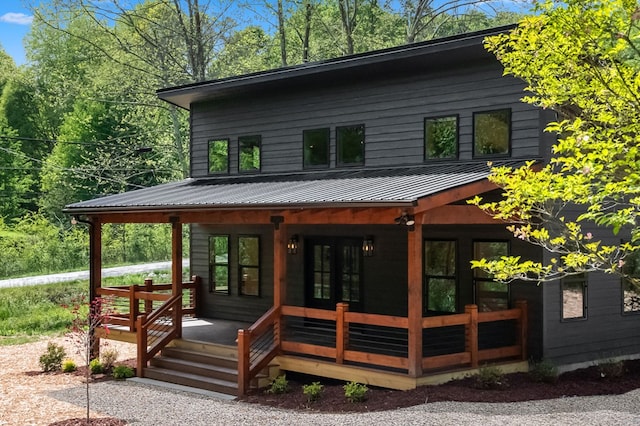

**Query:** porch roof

left=64, top=161, right=527, bottom=215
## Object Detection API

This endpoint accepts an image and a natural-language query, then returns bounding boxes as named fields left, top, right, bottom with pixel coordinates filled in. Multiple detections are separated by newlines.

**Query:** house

left=64, top=25, right=640, bottom=395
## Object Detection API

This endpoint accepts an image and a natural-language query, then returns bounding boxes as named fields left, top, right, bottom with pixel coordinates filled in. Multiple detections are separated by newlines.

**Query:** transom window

left=473, top=241, right=509, bottom=312
left=336, top=124, right=364, bottom=166
left=239, top=236, right=260, bottom=296
left=562, top=274, right=587, bottom=320
left=473, top=109, right=511, bottom=157
left=239, top=135, right=261, bottom=172
left=425, top=116, right=458, bottom=160
left=208, top=139, right=229, bottom=174
left=424, top=240, right=457, bottom=314
left=303, top=128, right=330, bottom=168
left=208, top=235, right=229, bottom=294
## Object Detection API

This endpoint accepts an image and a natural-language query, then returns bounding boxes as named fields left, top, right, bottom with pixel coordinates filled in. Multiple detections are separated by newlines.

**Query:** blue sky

left=0, top=0, right=32, bottom=65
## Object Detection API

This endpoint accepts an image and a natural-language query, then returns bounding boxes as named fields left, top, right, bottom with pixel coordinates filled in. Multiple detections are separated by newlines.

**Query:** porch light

left=287, top=235, right=299, bottom=254
left=362, top=236, right=375, bottom=257
left=394, top=212, right=415, bottom=226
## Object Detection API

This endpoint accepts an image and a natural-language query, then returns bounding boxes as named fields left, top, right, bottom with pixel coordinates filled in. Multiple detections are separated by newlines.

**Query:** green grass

left=0, top=270, right=177, bottom=346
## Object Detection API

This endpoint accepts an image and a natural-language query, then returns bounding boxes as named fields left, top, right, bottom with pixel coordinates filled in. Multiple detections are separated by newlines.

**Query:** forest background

left=0, top=0, right=526, bottom=279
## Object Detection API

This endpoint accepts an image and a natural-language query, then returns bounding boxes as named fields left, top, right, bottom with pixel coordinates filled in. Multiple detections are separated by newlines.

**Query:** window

left=239, top=135, right=261, bottom=172
left=562, top=274, right=587, bottom=320
left=336, top=124, right=364, bottom=166
left=239, top=236, right=260, bottom=296
left=622, top=250, right=640, bottom=313
left=425, top=116, right=458, bottom=160
left=473, top=241, right=509, bottom=312
left=303, top=128, right=330, bottom=168
left=473, top=109, right=511, bottom=157
left=208, top=139, right=229, bottom=174
left=424, top=240, right=457, bottom=313
left=208, top=236, right=229, bottom=294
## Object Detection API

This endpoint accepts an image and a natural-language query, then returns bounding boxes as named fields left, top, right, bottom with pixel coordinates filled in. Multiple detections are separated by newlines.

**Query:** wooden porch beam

left=407, top=214, right=423, bottom=378
left=413, top=179, right=498, bottom=214
left=423, top=205, right=501, bottom=225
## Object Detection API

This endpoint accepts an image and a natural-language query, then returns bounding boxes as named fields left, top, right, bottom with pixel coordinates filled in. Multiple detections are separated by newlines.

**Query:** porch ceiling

left=64, top=161, right=528, bottom=220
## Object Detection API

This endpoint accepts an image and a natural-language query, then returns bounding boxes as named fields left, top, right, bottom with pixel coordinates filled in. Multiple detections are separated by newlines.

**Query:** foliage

left=474, top=365, right=507, bottom=389
left=597, top=359, right=626, bottom=379
left=62, top=358, right=77, bottom=373
left=89, top=358, right=104, bottom=374
left=112, top=365, right=135, bottom=380
left=343, top=381, right=368, bottom=402
left=302, top=381, right=324, bottom=403
left=470, top=0, right=640, bottom=287
left=266, top=374, right=289, bottom=394
left=529, top=359, right=558, bottom=384
left=100, top=347, right=119, bottom=370
left=39, top=342, right=66, bottom=372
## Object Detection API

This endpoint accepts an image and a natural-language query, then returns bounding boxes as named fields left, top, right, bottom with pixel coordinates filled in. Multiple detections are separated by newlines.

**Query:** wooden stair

left=142, top=339, right=276, bottom=396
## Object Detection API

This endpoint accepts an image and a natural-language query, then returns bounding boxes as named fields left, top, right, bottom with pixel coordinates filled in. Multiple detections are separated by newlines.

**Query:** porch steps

left=143, top=339, right=276, bottom=396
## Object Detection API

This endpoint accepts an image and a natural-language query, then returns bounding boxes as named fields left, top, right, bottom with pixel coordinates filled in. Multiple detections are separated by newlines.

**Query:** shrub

left=474, top=365, right=507, bottom=389
left=62, top=359, right=77, bottom=373
left=597, top=359, right=625, bottom=379
left=100, top=347, right=119, bottom=370
left=89, top=358, right=104, bottom=374
left=266, top=375, right=289, bottom=394
left=343, top=381, right=368, bottom=402
left=39, top=342, right=66, bottom=372
left=302, top=382, right=324, bottom=403
left=112, top=365, right=135, bottom=380
left=529, top=359, right=558, bottom=384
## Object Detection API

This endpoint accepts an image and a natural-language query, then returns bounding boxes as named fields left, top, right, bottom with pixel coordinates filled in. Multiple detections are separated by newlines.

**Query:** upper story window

left=303, top=128, right=330, bottom=168
left=239, top=235, right=260, bottom=296
left=473, top=241, right=509, bottom=312
left=425, top=115, right=458, bottom=160
left=336, top=124, right=364, bottom=166
left=239, top=135, right=261, bottom=172
left=562, top=273, right=587, bottom=320
left=208, top=235, right=229, bottom=294
left=473, top=109, right=511, bottom=157
left=208, top=139, right=229, bottom=174
left=424, top=240, right=457, bottom=314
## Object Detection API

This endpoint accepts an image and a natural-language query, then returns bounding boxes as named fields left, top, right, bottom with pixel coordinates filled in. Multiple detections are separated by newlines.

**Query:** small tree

left=65, top=296, right=113, bottom=422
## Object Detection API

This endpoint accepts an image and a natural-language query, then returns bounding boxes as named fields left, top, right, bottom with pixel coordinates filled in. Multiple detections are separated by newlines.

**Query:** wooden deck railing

left=135, top=294, right=182, bottom=376
left=97, top=276, right=200, bottom=331
left=237, top=306, right=281, bottom=395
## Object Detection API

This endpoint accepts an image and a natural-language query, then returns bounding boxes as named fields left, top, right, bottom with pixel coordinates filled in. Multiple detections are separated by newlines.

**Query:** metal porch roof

left=64, top=161, right=525, bottom=215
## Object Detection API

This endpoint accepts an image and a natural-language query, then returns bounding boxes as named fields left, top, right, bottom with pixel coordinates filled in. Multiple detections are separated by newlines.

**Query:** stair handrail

left=135, top=294, right=182, bottom=377
left=237, top=305, right=281, bottom=395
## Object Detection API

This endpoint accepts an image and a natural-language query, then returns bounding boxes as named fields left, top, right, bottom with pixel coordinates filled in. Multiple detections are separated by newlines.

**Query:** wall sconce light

left=362, top=236, right=375, bottom=257
left=287, top=235, right=299, bottom=254
left=394, top=212, right=415, bottom=226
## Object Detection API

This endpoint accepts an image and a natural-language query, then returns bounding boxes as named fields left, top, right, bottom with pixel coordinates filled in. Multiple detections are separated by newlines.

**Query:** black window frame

left=424, top=115, right=459, bottom=161
left=472, top=108, right=512, bottom=158
left=561, top=273, right=588, bottom=321
left=473, top=240, right=510, bottom=312
left=238, top=235, right=261, bottom=297
left=208, top=138, right=230, bottom=175
left=208, top=235, right=230, bottom=294
left=424, top=239, right=458, bottom=314
left=303, top=128, right=330, bottom=169
left=336, top=124, right=365, bottom=167
left=238, top=135, right=261, bottom=173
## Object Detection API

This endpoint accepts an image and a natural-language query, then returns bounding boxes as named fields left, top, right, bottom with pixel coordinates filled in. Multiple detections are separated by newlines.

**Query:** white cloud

left=0, top=13, right=33, bottom=25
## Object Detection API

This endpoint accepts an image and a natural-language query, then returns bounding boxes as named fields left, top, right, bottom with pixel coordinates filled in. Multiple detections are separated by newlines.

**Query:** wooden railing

left=237, top=306, right=281, bottom=395
left=97, top=276, right=200, bottom=331
left=135, top=294, right=182, bottom=376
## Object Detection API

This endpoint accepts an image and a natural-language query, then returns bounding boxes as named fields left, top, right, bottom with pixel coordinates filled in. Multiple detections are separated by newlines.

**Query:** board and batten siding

left=189, top=62, right=541, bottom=177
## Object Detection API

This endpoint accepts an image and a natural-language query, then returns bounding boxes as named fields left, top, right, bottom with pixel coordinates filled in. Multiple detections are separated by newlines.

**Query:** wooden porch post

left=273, top=221, right=286, bottom=347
left=407, top=215, right=423, bottom=377
left=89, top=218, right=102, bottom=358
left=516, top=300, right=528, bottom=360
left=170, top=217, right=183, bottom=338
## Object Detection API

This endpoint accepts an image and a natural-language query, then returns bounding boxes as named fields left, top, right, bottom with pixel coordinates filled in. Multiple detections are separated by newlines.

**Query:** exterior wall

left=189, top=62, right=541, bottom=178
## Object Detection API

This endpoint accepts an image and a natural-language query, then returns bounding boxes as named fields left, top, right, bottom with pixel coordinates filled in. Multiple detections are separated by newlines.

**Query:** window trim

left=303, top=127, right=331, bottom=169
left=423, top=239, right=458, bottom=314
left=238, top=135, right=262, bottom=173
left=208, top=235, right=230, bottom=295
left=336, top=124, right=365, bottom=167
left=207, top=138, right=230, bottom=175
left=472, top=108, right=512, bottom=158
left=424, top=114, right=459, bottom=161
left=238, top=235, right=261, bottom=297
left=561, top=273, right=588, bottom=321
left=472, top=240, right=510, bottom=312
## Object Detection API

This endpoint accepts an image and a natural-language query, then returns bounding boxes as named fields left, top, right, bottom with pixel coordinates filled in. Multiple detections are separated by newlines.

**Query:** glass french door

left=305, top=238, right=363, bottom=311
